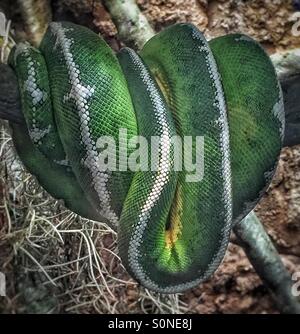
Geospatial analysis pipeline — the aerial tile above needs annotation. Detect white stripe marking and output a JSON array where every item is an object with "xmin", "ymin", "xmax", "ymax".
[
  {"xmin": 15, "ymin": 43, "xmax": 49, "ymax": 146},
  {"xmin": 50, "ymin": 23, "xmax": 118, "ymax": 225},
  {"xmin": 125, "ymin": 49, "xmax": 174, "ymax": 291}
]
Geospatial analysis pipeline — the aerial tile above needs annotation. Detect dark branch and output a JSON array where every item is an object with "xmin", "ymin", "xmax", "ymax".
[
  {"xmin": 281, "ymin": 74, "xmax": 300, "ymax": 147},
  {"xmin": 234, "ymin": 212, "xmax": 300, "ymax": 314},
  {"xmin": 0, "ymin": 64, "xmax": 24, "ymax": 124}
]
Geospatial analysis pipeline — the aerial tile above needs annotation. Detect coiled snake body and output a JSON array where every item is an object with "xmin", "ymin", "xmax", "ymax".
[{"xmin": 9, "ymin": 22, "xmax": 284, "ymax": 293}]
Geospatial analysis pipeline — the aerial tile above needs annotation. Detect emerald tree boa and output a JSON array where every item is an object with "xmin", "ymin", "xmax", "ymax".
[{"xmin": 8, "ymin": 22, "xmax": 284, "ymax": 293}]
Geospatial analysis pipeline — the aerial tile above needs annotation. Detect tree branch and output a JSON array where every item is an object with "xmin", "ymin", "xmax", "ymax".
[
  {"xmin": 281, "ymin": 73, "xmax": 300, "ymax": 147},
  {"xmin": 17, "ymin": 0, "xmax": 52, "ymax": 46},
  {"xmin": 234, "ymin": 212, "xmax": 300, "ymax": 314},
  {"xmin": 271, "ymin": 48, "xmax": 300, "ymax": 81},
  {"xmin": 271, "ymin": 49, "xmax": 300, "ymax": 146},
  {"xmin": 0, "ymin": 64, "xmax": 24, "ymax": 124},
  {"xmin": 102, "ymin": 0, "xmax": 155, "ymax": 50}
]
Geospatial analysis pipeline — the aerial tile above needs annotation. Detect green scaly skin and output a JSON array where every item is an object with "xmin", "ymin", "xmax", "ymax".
[
  {"xmin": 9, "ymin": 42, "xmax": 100, "ymax": 220},
  {"xmin": 209, "ymin": 34, "xmax": 284, "ymax": 222},
  {"xmin": 8, "ymin": 22, "xmax": 284, "ymax": 293}
]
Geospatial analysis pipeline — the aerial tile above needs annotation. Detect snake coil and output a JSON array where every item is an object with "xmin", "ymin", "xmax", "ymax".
[{"xmin": 9, "ymin": 22, "xmax": 284, "ymax": 293}]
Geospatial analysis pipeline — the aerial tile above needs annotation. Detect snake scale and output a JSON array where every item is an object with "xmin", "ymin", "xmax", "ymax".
[{"xmin": 8, "ymin": 22, "xmax": 284, "ymax": 293}]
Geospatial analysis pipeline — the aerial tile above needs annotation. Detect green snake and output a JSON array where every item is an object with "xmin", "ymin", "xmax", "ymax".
[{"xmin": 8, "ymin": 22, "xmax": 284, "ymax": 293}]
